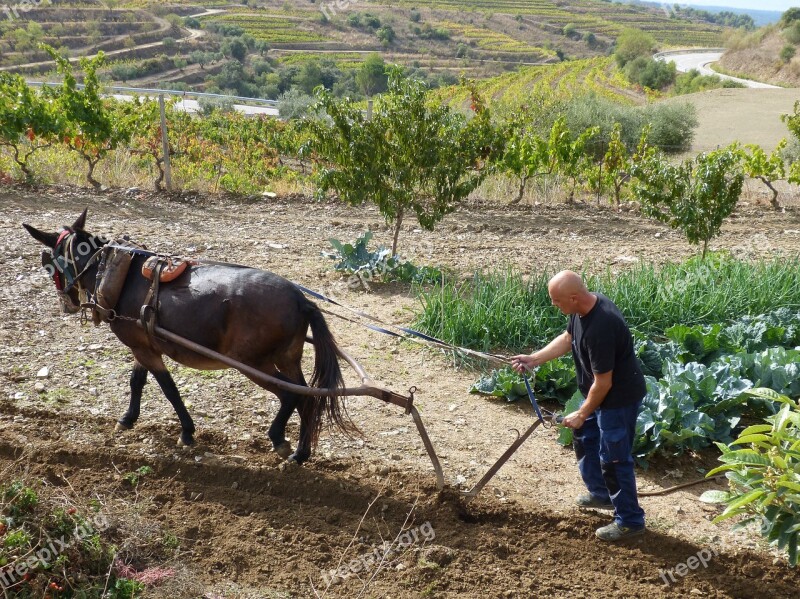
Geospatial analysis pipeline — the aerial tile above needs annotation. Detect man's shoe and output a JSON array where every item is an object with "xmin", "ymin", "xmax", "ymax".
[
  {"xmin": 595, "ymin": 522, "xmax": 645, "ymax": 541},
  {"xmin": 576, "ymin": 494, "xmax": 614, "ymax": 509}
]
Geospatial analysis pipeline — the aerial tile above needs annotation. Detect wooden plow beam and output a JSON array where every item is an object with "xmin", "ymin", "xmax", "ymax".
[
  {"xmin": 148, "ymin": 324, "xmax": 445, "ymax": 491},
  {"xmin": 458, "ymin": 415, "xmax": 561, "ymax": 501}
]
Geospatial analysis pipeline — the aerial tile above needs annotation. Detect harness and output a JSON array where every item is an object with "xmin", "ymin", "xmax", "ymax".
[{"xmin": 49, "ymin": 234, "xmax": 174, "ymax": 348}]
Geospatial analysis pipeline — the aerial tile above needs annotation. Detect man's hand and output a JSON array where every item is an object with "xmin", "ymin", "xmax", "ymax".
[
  {"xmin": 511, "ymin": 332, "xmax": 572, "ymax": 374},
  {"xmin": 562, "ymin": 410, "xmax": 588, "ymax": 429},
  {"xmin": 510, "ymin": 354, "xmax": 539, "ymax": 374}
]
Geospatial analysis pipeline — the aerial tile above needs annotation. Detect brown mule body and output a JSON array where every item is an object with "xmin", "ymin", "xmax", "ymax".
[{"xmin": 24, "ymin": 210, "xmax": 353, "ymax": 463}]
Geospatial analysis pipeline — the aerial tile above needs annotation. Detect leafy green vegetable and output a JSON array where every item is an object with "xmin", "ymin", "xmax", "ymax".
[
  {"xmin": 324, "ymin": 231, "xmax": 443, "ymax": 284},
  {"xmin": 469, "ymin": 357, "xmax": 577, "ymax": 404},
  {"xmin": 557, "ymin": 392, "xmax": 584, "ymax": 446},
  {"xmin": 469, "ymin": 368, "xmax": 529, "ymax": 402},
  {"xmin": 700, "ymin": 390, "xmax": 800, "ymax": 566}
]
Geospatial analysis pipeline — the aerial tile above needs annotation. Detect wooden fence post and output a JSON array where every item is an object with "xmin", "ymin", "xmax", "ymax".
[{"xmin": 159, "ymin": 94, "xmax": 172, "ymax": 192}]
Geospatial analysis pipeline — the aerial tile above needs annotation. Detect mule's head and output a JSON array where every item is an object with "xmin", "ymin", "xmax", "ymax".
[{"xmin": 23, "ymin": 209, "xmax": 108, "ymax": 314}]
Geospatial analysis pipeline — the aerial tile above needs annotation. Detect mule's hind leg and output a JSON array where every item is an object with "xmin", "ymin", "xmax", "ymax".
[
  {"xmin": 152, "ymin": 370, "xmax": 196, "ymax": 446},
  {"xmin": 268, "ymin": 390, "xmax": 298, "ymax": 459},
  {"xmin": 133, "ymin": 350, "xmax": 196, "ymax": 447},
  {"xmin": 291, "ymin": 393, "xmax": 316, "ymax": 465},
  {"xmin": 274, "ymin": 359, "xmax": 315, "ymax": 465},
  {"xmin": 116, "ymin": 361, "xmax": 147, "ymax": 432}
]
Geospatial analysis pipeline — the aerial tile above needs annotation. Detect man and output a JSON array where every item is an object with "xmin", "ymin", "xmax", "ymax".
[{"xmin": 511, "ymin": 270, "xmax": 646, "ymax": 541}]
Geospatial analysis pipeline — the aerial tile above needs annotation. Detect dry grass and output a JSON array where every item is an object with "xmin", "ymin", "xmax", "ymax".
[
  {"xmin": 720, "ymin": 28, "xmax": 800, "ymax": 87},
  {"xmin": 662, "ymin": 87, "xmax": 799, "ymax": 154}
]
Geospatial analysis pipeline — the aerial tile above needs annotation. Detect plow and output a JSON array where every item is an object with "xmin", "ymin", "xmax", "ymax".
[{"xmin": 144, "ymin": 306, "xmax": 560, "ymax": 501}]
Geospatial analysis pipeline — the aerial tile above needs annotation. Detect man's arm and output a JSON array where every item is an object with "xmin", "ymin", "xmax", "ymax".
[
  {"xmin": 563, "ymin": 370, "xmax": 613, "ymax": 429},
  {"xmin": 511, "ymin": 331, "xmax": 572, "ymax": 373}
]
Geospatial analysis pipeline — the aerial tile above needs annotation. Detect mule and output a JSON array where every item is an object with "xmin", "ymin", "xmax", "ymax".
[{"xmin": 23, "ymin": 209, "xmax": 355, "ymax": 464}]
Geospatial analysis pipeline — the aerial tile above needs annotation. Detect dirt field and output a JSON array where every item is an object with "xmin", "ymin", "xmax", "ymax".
[{"xmin": 3, "ymin": 185, "xmax": 800, "ymax": 598}]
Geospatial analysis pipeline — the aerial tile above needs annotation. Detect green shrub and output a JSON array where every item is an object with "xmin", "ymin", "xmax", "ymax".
[
  {"xmin": 623, "ymin": 56, "xmax": 676, "ymax": 90},
  {"xmin": 780, "ymin": 44, "xmax": 796, "ymax": 63},
  {"xmin": 673, "ymin": 69, "xmax": 745, "ymax": 95},
  {"xmin": 644, "ymin": 102, "xmax": 697, "ymax": 153},
  {"xmin": 614, "ymin": 28, "xmax": 656, "ymax": 67},
  {"xmin": 784, "ymin": 21, "xmax": 800, "ymax": 44},
  {"xmin": 780, "ymin": 7, "xmax": 800, "ymax": 28},
  {"xmin": 561, "ymin": 94, "xmax": 696, "ymax": 154}
]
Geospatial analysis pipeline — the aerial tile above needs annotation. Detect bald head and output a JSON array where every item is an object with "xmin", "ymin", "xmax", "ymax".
[{"xmin": 548, "ymin": 270, "xmax": 595, "ymax": 316}]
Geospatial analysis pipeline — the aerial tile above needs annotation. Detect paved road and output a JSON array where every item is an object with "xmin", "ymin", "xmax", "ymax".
[
  {"xmin": 112, "ymin": 94, "xmax": 279, "ymax": 116},
  {"xmin": 657, "ymin": 51, "xmax": 780, "ymax": 89}
]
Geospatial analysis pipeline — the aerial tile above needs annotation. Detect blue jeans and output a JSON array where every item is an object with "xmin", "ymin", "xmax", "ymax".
[{"xmin": 573, "ymin": 401, "xmax": 645, "ymax": 529}]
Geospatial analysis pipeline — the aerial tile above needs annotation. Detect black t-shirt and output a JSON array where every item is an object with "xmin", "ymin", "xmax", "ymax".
[{"xmin": 567, "ymin": 293, "xmax": 646, "ymax": 409}]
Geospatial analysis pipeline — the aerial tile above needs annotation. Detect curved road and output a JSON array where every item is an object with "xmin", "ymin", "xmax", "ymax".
[{"xmin": 656, "ymin": 50, "xmax": 780, "ymax": 89}]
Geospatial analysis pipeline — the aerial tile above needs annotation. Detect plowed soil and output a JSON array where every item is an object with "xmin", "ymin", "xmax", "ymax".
[{"xmin": 2, "ymin": 185, "xmax": 800, "ymax": 598}]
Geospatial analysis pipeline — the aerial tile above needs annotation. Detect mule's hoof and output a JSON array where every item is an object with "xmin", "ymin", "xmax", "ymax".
[
  {"xmin": 177, "ymin": 434, "xmax": 195, "ymax": 447},
  {"xmin": 274, "ymin": 441, "xmax": 292, "ymax": 459},
  {"xmin": 288, "ymin": 452, "xmax": 308, "ymax": 465},
  {"xmin": 115, "ymin": 422, "xmax": 132, "ymax": 432}
]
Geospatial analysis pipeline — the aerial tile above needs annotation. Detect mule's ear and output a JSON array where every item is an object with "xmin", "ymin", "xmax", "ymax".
[
  {"xmin": 72, "ymin": 208, "xmax": 88, "ymax": 231},
  {"xmin": 23, "ymin": 223, "xmax": 59, "ymax": 248}
]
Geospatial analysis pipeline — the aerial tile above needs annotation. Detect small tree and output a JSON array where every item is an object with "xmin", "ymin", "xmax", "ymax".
[
  {"xmin": 127, "ymin": 98, "xmax": 190, "ymax": 191},
  {"xmin": 550, "ymin": 118, "xmax": 598, "ymax": 203},
  {"xmin": 46, "ymin": 46, "xmax": 138, "ymax": 189},
  {"xmin": 500, "ymin": 113, "xmax": 555, "ymax": 204},
  {"xmin": 355, "ymin": 53, "xmax": 388, "ymax": 97},
  {"xmin": 587, "ymin": 123, "xmax": 647, "ymax": 208},
  {"xmin": 614, "ymin": 28, "xmax": 657, "ymax": 67},
  {"xmin": 377, "ymin": 25, "xmax": 396, "ymax": 46},
  {"xmin": 782, "ymin": 100, "xmax": 800, "ymax": 186},
  {"xmin": 307, "ymin": 70, "xmax": 501, "ymax": 255},
  {"xmin": 631, "ymin": 146, "xmax": 744, "ymax": 258},
  {"xmin": 0, "ymin": 73, "xmax": 64, "ymax": 182},
  {"xmin": 740, "ymin": 140, "xmax": 787, "ymax": 210}
]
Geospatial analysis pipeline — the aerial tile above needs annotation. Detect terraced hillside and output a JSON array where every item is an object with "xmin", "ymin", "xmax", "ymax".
[
  {"xmin": 439, "ymin": 56, "xmax": 643, "ymax": 109},
  {"xmin": 372, "ymin": 0, "xmax": 725, "ymax": 46},
  {"xmin": 1, "ymin": 0, "xmax": 729, "ymax": 101},
  {"xmin": 0, "ymin": 0, "xmax": 173, "ymax": 68}
]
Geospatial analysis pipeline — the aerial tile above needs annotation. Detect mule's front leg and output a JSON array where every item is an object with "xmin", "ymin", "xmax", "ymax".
[
  {"xmin": 152, "ymin": 370, "xmax": 196, "ymax": 446},
  {"xmin": 116, "ymin": 362, "xmax": 147, "ymax": 432}
]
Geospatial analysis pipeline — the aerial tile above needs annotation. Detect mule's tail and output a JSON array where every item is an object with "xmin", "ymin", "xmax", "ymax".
[{"xmin": 303, "ymin": 300, "xmax": 359, "ymax": 447}]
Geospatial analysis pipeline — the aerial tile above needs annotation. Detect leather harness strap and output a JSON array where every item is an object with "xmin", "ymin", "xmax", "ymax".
[{"xmin": 140, "ymin": 259, "xmax": 165, "ymax": 348}]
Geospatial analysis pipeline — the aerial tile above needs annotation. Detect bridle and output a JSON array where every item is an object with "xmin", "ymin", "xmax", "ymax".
[{"xmin": 47, "ymin": 228, "xmax": 105, "ymax": 308}]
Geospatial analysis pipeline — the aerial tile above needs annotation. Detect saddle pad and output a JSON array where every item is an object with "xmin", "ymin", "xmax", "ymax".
[
  {"xmin": 141, "ymin": 256, "xmax": 190, "ymax": 282},
  {"xmin": 96, "ymin": 246, "xmax": 133, "ymax": 311}
]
